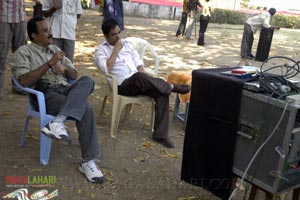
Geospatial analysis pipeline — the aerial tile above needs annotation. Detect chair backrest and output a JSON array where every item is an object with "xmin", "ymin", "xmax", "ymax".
[
  {"xmin": 12, "ymin": 76, "xmax": 48, "ymax": 121},
  {"xmin": 125, "ymin": 37, "xmax": 159, "ymax": 77}
]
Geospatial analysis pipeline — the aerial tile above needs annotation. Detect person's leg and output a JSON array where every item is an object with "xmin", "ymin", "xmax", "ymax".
[
  {"xmin": 59, "ymin": 76, "xmax": 95, "ymax": 120},
  {"xmin": 118, "ymin": 73, "xmax": 176, "ymax": 147},
  {"xmin": 42, "ymin": 76, "xmax": 95, "ymax": 143},
  {"xmin": 241, "ymin": 23, "xmax": 253, "ymax": 58},
  {"xmin": 0, "ymin": 22, "xmax": 13, "ymax": 98},
  {"xmin": 76, "ymin": 103, "xmax": 99, "ymax": 161},
  {"xmin": 198, "ymin": 15, "xmax": 209, "ymax": 45},
  {"xmin": 185, "ymin": 16, "xmax": 195, "ymax": 39},
  {"xmin": 10, "ymin": 21, "xmax": 28, "ymax": 93},
  {"xmin": 53, "ymin": 38, "xmax": 64, "ymax": 52},
  {"xmin": 176, "ymin": 12, "xmax": 188, "ymax": 37},
  {"xmin": 39, "ymin": 79, "xmax": 103, "ymax": 183},
  {"xmin": 62, "ymin": 39, "xmax": 75, "ymax": 63},
  {"xmin": 197, "ymin": 15, "xmax": 205, "ymax": 45},
  {"xmin": 118, "ymin": 72, "xmax": 172, "ymax": 98},
  {"xmin": 152, "ymin": 95, "xmax": 169, "ymax": 139},
  {"xmin": 11, "ymin": 21, "xmax": 27, "ymax": 53}
]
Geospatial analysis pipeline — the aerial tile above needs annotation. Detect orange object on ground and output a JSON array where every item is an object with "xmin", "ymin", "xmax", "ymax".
[{"xmin": 167, "ymin": 71, "xmax": 192, "ymax": 103}]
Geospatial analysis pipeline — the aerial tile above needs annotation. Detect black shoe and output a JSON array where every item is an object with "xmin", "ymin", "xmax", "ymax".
[
  {"xmin": 241, "ymin": 56, "xmax": 254, "ymax": 60},
  {"xmin": 172, "ymin": 84, "xmax": 190, "ymax": 94},
  {"xmin": 152, "ymin": 136, "xmax": 175, "ymax": 148},
  {"xmin": 249, "ymin": 54, "xmax": 255, "ymax": 58}
]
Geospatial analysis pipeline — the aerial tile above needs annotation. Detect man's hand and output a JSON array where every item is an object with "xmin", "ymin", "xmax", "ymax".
[
  {"xmin": 48, "ymin": 50, "xmax": 65, "ymax": 67},
  {"xmin": 114, "ymin": 39, "xmax": 123, "ymax": 52},
  {"xmin": 271, "ymin": 26, "xmax": 280, "ymax": 30},
  {"xmin": 53, "ymin": 0, "xmax": 62, "ymax": 10},
  {"xmin": 51, "ymin": 63, "xmax": 67, "ymax": 74}
]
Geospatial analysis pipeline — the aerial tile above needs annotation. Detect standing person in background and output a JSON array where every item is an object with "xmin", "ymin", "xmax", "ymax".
[
  {"xmin": 240, "ymin": 8, "xmax": 279, "ymax": 59},
  {"xmin": 185, "ymin": 0, "xmax": 201, "ymax": 40},
  {"xmin": 104, "ymin": 0, "xmax": 124, "ymax": 31},
  {"xmin": 43, "ymin": 0, "xmax": 82, "ymax": 63},
  {"xmin": 197, "ymin": 0, "xmax": 213, "ymax": 46},
  {"xmin": 176, "ymin": 0, "xmax": 189, "ymax": 38},
  {"xmin": 0, "ymin": 0, "xmax": 27, "ymax": 100}
]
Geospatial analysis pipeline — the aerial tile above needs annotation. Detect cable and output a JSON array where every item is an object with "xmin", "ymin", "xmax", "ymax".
[
  {"xmin": 257, "ymin": 56, "xmax": 300, "ymax": 98},
  {"xmin": 228, "ymin": 101, "xmax": 289, "ymax": 200}
]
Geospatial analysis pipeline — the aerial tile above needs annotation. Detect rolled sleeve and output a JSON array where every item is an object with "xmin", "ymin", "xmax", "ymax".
[
  {"xmin": 9, "ymin": 46, "xmax": 32, "ymax": 79},
  {"xmin": 94, "ymin": 45, "xmax": 109, "ymax": 73}
]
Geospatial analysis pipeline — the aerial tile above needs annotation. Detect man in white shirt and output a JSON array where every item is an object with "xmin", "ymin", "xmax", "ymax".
[
  {"xmin": 94, "ymin": 18, "xmax": 190, "ymax": 148},
  {"xmin": 43, "ymin": 0, "xmax": 82, "ymax": 62},
  {"xmin": 240, "ymin": 8, "xmax": 280, "ymax": 59}
]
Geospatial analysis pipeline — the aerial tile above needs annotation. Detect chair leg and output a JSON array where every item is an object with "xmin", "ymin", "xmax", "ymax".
[
  {"xmin": 110, "ymin": 99, "xmax": 122, "ymax": 138},
  {"xmin": 124, "ymin": 104, "xmax": 132, "ymax": 121},
  {"xmin": 20, "ymin": 116, "xmax": 31, "ymax": 147},
  {"xmin": 151, "ymin": 101, "xmax": 155, "ymax": 132},
  {"xmin": 173, "ymin": 94, "xmax": 180, "ymax": 122},
  {"xmin": 100, "ymin": 95, "xmax": 107, "ymax": 116},
  {"xmin": 40, "ymin": 132, "xmax": 52, "ymax": 165}
]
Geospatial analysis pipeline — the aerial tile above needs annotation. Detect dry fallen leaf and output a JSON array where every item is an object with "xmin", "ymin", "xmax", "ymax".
[
  {"xmin": 160, "ymin": 149, "xmax": 178, "ymax": 158},
  {"xmin": 29, "ymin": 168, "xmax": 42, "ymax": 172},
  {"xmin": 141, "ymin": 139, "xmax": 155, "ymax": 149}
]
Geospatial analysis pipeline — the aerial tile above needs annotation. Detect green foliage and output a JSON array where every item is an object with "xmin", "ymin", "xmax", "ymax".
[
  {"xmin": 81, "ymin": 0, "xmax": 88, "ymax": 9},
  {"xmin": 209, "ymin": 8, "xmax": 300, "ymax": 29},
  {"xmin": 210, "ymin": 9, "xmax": 248, "ymax": 25},
  {"xmin": 272, "ymin": 14, "xmax": 300, "ymax": 29}
]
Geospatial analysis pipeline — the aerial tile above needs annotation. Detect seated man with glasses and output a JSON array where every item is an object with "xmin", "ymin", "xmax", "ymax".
[{"xmin": 9, "ymin": 17, "xmax": 105, "ymax": 184}]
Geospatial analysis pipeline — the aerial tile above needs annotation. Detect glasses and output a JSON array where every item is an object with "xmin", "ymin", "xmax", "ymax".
[{"xmin": 38, "ymin": 27, "xmax": 51, "ymax": 33}]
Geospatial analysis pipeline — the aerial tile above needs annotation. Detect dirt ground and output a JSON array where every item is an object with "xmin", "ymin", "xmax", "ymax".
[{"xmin": 1, "ymin": 2, "xmax": 300, "ymax": 200}]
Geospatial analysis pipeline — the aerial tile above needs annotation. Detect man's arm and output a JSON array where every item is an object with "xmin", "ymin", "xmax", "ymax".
[
  {"xmin": 19, "ymin": 63, "xmax": 51, "ymax": 87},
  {"xmin": 19, "ymin": 51, "xmax": 77, "ymax": 86},
  {"xmin": 43, "ymin": 0, "xmax": 62, "ymax": 18},
  {"xmin": 106, "ymin": 40, "xmax": 123, "ymax": 72}
]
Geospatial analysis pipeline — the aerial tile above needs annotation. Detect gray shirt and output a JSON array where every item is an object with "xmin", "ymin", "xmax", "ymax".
[
  {"xmin": 10, "ymin": 42, "xmax": 76, "ymax": 87},
  {"xmin": 246, "ymin": 11, "xmax": 271, "ymax": 33}
]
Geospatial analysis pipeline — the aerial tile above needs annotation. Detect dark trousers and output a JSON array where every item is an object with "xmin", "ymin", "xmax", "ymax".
[
  {"xmin": 53, "ymin": 38, "xmax": 75, "ymax": 63},
  {"xmin": 118, "ymin": 72, "xmax": 172, "ymax": 139},
  {"xmin": 240, "ymin": 23, "xmax": 254, "ymax": 57},
  {"xmin": 197, "ymin": 15, "xmax": 210, "ymax": 45},
  {"xmin": 33, "ymin": 76, "xmax": 99, "ymax": 161},
  {"xmin": 176, "ymin": 12, "xmax": 188, "ymax": 37}
]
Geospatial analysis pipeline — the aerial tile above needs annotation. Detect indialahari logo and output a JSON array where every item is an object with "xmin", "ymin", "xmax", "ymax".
[
  {"xmin": 2, "ymin": 176, "xmax": 58, "ymax": 199},
  {"xmin": 6, "ymin": 176, "xmax": 56, "ymax": 187},
  {"xmin": 2, "ymin": 188, "xmax": 58, "ymax": 200}
]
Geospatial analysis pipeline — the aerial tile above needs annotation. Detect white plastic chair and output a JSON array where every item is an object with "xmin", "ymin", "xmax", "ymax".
[
  {"xmin": 125, "ymin": 37, "xmax": 159, "ymax": 77},
  {"xmin": 100, "ymin": 37, "xmax": 159, "ymax": 138},
  {"xmin": 12, "ymin": 76, "xmax": 54, "ymax": 165},
  {"xmin": 100, "ymin": 72, "xmax": 155, "ymax": 138}
]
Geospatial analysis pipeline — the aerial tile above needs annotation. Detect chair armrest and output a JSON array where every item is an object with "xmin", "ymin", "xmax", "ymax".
[
  {"xmin": 12, "ymin": 76, "xmax": 47, "ymax": 117},
  {"xmin": 104, "ymin": 72, "xmax": 119, "ymax": 97},
  {"xmin": 144, "ymin": 43, "xmax": 159, "ymax": 77}
]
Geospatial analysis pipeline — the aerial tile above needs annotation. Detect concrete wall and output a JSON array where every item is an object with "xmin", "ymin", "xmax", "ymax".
[{"xmin": 123, "ymin": 1, "xmax": 183, "ymax": 20}]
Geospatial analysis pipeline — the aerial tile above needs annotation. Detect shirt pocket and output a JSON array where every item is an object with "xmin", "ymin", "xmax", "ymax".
[{"xmin": 64, "ymin": 0, "xmax": 77, "ymax": 14}]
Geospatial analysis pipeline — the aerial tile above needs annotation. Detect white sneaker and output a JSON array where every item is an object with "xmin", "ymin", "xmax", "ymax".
[
  {"xmin": 41, "ymin": 121, "xmax": 72, "ymax": 145},
  {"xmin": 79, "ymin": 160, "xmax": 105, "ymax": 184}
]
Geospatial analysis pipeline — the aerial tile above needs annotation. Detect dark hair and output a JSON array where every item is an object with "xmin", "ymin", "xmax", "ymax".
[
  {"xmin": 268, "ymin": 8, "xmax": 276, "ymax": 16},
  {"xmin": 27, "ymin": 17, "xmax": 45, "ymax": 41},
  {"xmin": 102, "ymin": 18, "xmax": 119, "ymax": 35}
]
